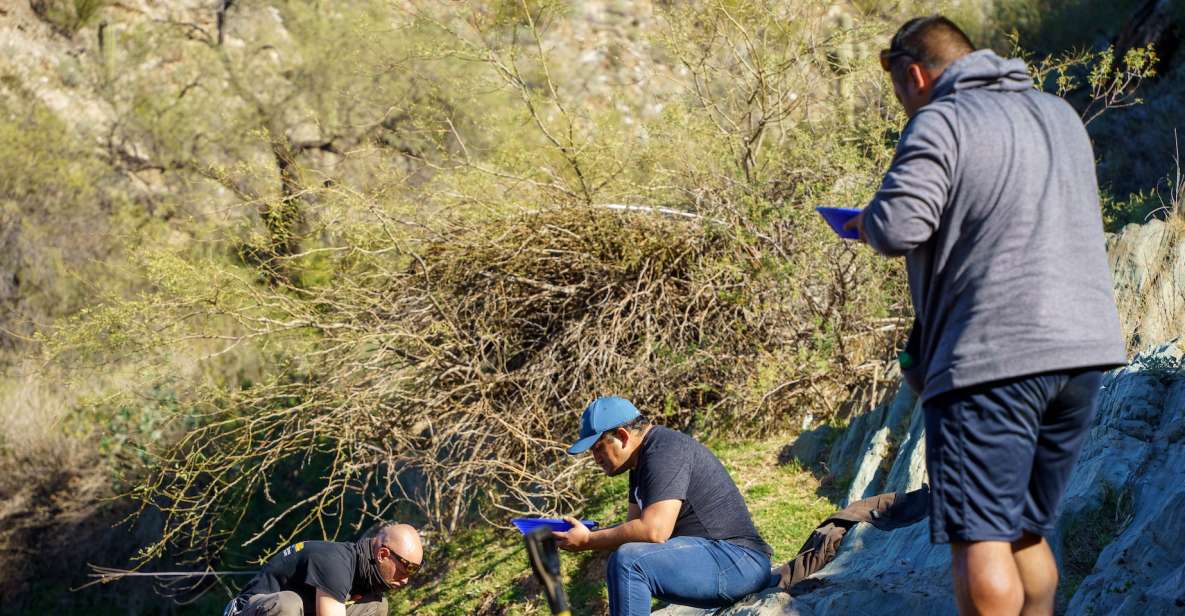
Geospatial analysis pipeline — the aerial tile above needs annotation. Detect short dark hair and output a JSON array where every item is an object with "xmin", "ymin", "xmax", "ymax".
[
  {"xmin": 889, "ymin": 15, "xmax": 974, "ymax": 73},
  {"xmin": 621, "ymin": 415, "xmax": 651, "ymax": 433},
  {"xmin": 600, "ymin": 415, "xmax": 652, "ymax": 445}
]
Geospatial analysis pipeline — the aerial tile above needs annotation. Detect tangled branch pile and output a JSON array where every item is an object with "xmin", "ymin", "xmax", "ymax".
[{"xmin": 128, "ymin": 201, "xmax": 903, "ymax": 562}]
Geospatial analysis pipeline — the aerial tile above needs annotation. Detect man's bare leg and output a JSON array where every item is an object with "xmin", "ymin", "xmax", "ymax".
[
  {"xmin": 951, "ymin": 541, "xmax": 1024, "ymax": 615},
  {"xmin": 1011, "ymin": 533, "xmax": 1057, "ymax": 616}
]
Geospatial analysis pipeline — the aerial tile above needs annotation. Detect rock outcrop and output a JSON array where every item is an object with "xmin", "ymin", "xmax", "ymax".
[{"xmin": 656, "ymin": 222, "xmax": 1185, "ymax": 615}]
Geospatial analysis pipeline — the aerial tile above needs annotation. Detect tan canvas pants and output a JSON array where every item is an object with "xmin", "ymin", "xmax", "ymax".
[{"xmin": 240, "ymin": 591, "xmax": 388, "ymax": 616}]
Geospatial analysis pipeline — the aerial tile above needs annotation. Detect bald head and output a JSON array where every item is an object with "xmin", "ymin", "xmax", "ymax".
[
  {"xmin": 370, "ymin": 523, "xmax": 423, "ymax": 589},
  {"xmin": 374, "ymin": 523, "xmax": 423, "ymax": 563},
  {"xmin": 889, "ymin": 15, "xmax": 974, "ymax": 75}
]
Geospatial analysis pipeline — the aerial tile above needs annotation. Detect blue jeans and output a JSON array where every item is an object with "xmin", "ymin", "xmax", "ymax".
[{"xmin": 606, "ymin": 536, "xmax": 771, "ymax": 615}]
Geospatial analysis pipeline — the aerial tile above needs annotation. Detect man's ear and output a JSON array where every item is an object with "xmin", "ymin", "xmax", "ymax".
[
  {"xmin": 613, "ymin": 426, "xmax": 631, "ymax": 446},
  {"xmin": 906, "ymin": 63, "xmax": 931, "ymax": 93}
]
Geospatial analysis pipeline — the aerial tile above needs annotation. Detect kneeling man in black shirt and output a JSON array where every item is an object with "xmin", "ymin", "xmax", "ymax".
[
  {"xmin": 555, "ymin": 396, "xmax": 772, "ymax": 615},
  {"xmin": 224, "ymin": 522, "xmax": 422, "ymax": 616}
]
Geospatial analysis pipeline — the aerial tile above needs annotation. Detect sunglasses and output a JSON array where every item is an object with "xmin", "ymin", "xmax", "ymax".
[
  {"xmin": 879, "ymin": 48, "xmax": 913, "ymax": 72},
  {"xmin": 381, "ymin": 544, "xmax": 422, "ymax": 576}
]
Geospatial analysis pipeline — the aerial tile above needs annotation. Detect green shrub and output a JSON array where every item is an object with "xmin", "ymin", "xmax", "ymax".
[{"xmin": 30, "ymin": 0, "xmax": 108, "ymax": 37}]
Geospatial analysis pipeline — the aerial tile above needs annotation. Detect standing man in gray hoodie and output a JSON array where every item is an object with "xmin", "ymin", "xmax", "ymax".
[{"xmin": 846, "ymin": 16, "xmax": 1126, "ymax": 616}]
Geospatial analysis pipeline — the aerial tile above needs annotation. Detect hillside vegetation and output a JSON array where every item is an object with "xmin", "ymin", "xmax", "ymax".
[{"xmin": 0, "ymin": 0, "xmax": 1179, "ymax": 614}]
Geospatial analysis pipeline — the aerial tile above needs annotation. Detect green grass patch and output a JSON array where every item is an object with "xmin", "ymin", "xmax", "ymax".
[
  {"xmin": 709, "ymin": 438, "xmax": 837, "ymax": 560},
  {"xmin": 1055, "ymin": 482, "xmax": 1134, "ymax": 610},
  {"xmin": 389, "ymin": 433, "xmax": 837, "ymax": 615},
  {"xmin": 387, "ymin": 471, "xmax": 628, "ymax": 616}
]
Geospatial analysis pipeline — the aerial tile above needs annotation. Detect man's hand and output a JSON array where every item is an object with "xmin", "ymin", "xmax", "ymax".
[
  {"xmin": 552, "ymin": 500, "xmax": 680, "ymax": 552},
  {"xmin": 553, "ymin": 516, "xmax": 591, "ymax": 552},
  {"xmin": 843, "ymin": 211, "xmax": 867, "ymax": 243}
]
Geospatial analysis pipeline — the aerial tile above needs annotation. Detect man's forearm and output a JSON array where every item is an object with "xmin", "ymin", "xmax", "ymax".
[
  {"xmin": 582, "ymin": 518, "xmax": 665, "ymax": 551},
  {"xmin": 315, "ymin": 590, "xmax": 347, "ymax": 616}
]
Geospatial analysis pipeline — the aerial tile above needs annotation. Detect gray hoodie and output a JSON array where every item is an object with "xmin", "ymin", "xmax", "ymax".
[{"xmin": 863, "ymin": 49, "xmax": 1126, "ymax": 402}]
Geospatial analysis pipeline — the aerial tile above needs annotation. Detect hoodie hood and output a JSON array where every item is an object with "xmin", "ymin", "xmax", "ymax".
[{"xmin": 931, "ymin": 49, "xmax": 1033, "ymax": 100}]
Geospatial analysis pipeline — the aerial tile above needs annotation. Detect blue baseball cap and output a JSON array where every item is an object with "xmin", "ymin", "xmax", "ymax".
[{"xmin": 566, "ymin": 396, "xmax": 641, "ymax": 455}]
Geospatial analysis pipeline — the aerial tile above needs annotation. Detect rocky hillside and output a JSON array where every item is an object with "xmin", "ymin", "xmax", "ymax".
[{"xmin": 656, "ymin": 217, "xmax": 1185, "ymax": 615}]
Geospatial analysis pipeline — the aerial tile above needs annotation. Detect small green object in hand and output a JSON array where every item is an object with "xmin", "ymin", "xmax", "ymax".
[{"xmin": 898, "ymin": 351, "xmax": 915, "ymax": 369}]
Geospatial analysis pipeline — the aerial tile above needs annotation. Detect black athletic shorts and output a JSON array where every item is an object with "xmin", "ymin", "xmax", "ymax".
[{"xmin": 922, "ymin": 368, "xmax": 1103, "ymax": 544}]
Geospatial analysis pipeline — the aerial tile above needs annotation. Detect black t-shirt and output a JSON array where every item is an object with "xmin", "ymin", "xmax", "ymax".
[
  {"xmin": 628, "ymin": 426, "xmax": 772, "ymax": 555},
  {"xmin": 238, "ymin": 540, "xmax": 373, "ymax": 614}
]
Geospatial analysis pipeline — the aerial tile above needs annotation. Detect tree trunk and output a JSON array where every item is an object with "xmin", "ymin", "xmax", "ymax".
[
  {"xmin": 266, "ymin": 136, "xmax": 305, "ymax": 260},
  {"xmin": 1115, "ymin": 0, "xmax": 1181, "ymax": 73}
]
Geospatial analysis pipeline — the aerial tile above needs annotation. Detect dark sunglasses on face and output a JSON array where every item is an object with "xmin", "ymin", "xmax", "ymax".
[
  {"xmin": 381, "ymin": 544, "xmax": 422, "ymax": 576},
  {"xmin": 880, "ymin": 48, "xmax": 913, "ymax": 72}
]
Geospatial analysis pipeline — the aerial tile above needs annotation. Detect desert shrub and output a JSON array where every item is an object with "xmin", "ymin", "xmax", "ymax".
[
  {"xmin": 30, "ymin": 0, "xmax": 108, "ymax": 37},
  {"xmin": 90, "ymin": 0, "xmax": 479, "ymax": 280},
  {"xmin": 0, "ymin": 80, "xmax": 133, "ymax": 353},
  {"xmin": 1023, "ymin": 42, "xmax": 1158, "ymax": 126}
]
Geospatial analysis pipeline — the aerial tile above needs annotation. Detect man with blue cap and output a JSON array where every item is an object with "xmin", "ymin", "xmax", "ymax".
[{"xmin": 554, "ymin": 396, "xmax": 772, "ymax": 615}]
